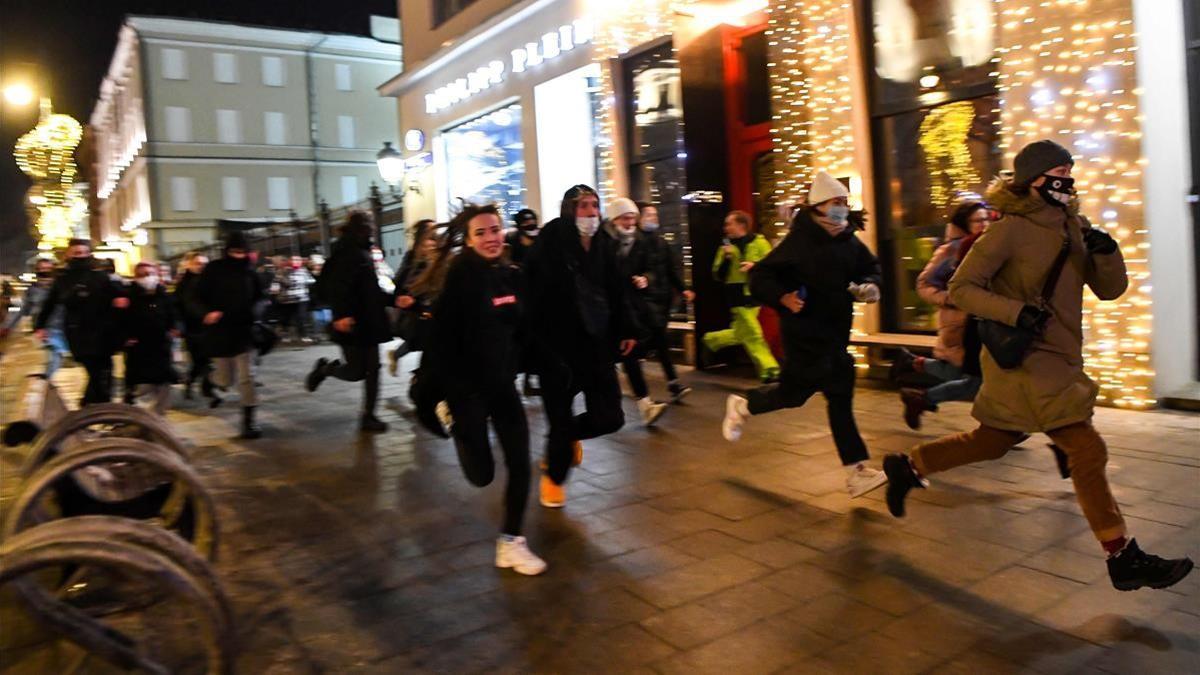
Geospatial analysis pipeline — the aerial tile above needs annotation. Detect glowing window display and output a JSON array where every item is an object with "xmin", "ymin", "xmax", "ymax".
[{"xmin": 441, "ymin": 103, "xmax": 526, "ymax": 219}]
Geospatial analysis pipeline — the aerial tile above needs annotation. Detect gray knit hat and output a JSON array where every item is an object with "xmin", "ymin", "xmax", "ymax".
[{"xmin": 1012, "ymin": 140, "xmax": 1074, "ymax": 187}]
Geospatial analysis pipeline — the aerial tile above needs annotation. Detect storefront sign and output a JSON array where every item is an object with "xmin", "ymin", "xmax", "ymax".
[
  {"xmin": 424, "ymin": 17, "xmax": 594, "ymax": 114},
  {"xmin": 404, "ymin": 152, "xmax": 433, "ymax": 171},
  {"xmin": 404, "ymin": 129, "xmax": 425, "ymax": 151}
]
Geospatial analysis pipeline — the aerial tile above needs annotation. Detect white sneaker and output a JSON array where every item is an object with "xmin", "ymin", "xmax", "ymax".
[
  {"xmin": 722, "ymin": 395, "xmax": 749, "ymax": 442},
  {"xmin": 495, "ymin": 536, "xmax": 547, "ymax": 576},
  {"xmin": 435, "ymin": 401, "xmax": 454, "ymax": 431},
  {"xmin": 637, "ymin": 397, "xmax": 667, "ymax": 426},
  {"xmin": 846, "ymin": 464, "xmax": 888, "ymax": 498}
]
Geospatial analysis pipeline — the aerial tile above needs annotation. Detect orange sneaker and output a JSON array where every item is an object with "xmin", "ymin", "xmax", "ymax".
[
  {"xmin": 540, "ymin": 474, "xmax": 565, "ymax": 508},
  {"xmin": 572, "ymin": 440, "xmax": 583, "ymax": 466}
]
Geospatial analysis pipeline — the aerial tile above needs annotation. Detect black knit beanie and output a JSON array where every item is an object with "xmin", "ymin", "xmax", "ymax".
[{"xmin": 1012, "ymin": 140, "xmax": 1074, "ymax": 187}]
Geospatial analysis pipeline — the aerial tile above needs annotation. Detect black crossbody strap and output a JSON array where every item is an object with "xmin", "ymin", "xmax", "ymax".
[{"xmin": 1036, "ymin": 224, "xmax": 1072, "ymax": 307}]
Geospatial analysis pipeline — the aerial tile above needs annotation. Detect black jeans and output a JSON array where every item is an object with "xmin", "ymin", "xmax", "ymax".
[
  {"xmin": 183, "ymin": 334, "xmax": 211, "ymax": 385},
  {"xmin": 745, "ymin": 347, "xmax": 868, "ymax": 466},
  {"xmin": 79, "ymin": 354, "xmax": 114, "ymax": 406},
  {"xmin": 325, "ymin": 343, "xmax": 380, "ymax": 415},
  {"xmin": 620, "ymin": 325, "xmax": 678, "ymax": 399},
  {"xmin": 449, "ymin": 385, "xmax": 530, "ymax": 535},
  {"xmin": 539, "ymin": 356, "xmax": 624, "ymax": 484}
]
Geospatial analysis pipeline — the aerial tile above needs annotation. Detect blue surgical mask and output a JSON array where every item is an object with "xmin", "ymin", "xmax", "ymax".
[
  {"xmin": 826, "ymin": 204, "xmax": 849, "ymax": 225},
  {"xmin": 641, "ymin": 219, "xmax": 659, "ymax": 232}
]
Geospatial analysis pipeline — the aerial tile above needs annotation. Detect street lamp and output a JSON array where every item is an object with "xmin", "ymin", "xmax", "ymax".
[
  {"xmin": 4, "ymin": 82, "xmax": 35, "ymax": 107},
  {"xmin": 376, "ymin": 141, "xmax": 404, "ymax": 188}
]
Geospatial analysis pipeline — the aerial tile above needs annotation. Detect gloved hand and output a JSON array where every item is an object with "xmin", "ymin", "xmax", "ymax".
[
  {"xmin": 847, "ymin": 282, "xmax": 881, "ymax": 304},
  {"xmin": 1082, "ymin": 227, "xmax": 1118, "ymax": 255},
  {"xmin": 1016, "ymin": 305, "xmax": 1052, "ymax": 334}
]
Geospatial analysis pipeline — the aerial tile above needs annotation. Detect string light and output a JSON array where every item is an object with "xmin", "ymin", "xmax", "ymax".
[
  {"xmin": 995, "ymin": 0, "xmax": 1153, "ymax": 408},
  {"xmin": 14, "ymin": 100, "xmax": 87, "ymax": 250},
  {"xmin": 918, "ymin": 101, "xmax": 981, "ymax": 208}
]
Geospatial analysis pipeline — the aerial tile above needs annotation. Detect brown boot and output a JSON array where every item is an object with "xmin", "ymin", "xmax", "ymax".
[{"xmin": 900, "ymin": 388, "xmax": 933, "ymax": 430}]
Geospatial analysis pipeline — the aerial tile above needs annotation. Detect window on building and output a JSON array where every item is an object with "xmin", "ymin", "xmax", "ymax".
[
  {"xmin": 213, "ymin": 52, "xmax": 238, "ymax": 84},
  {"xmin": 337, "ymin": 115, "xmax": 356, "ymax": 148},
  {"xmin": 170, "ymin": 176, "xmax": 196, "ymax": 212},
  {"xmin": 264, "ymin": 111, "xmax": 287, "ymax": 145},
  {"xmin": 216, "ymin": 109, "xmax": 242, "ymax": 144},
  {"xmin": 432, "ymin": 0, "xmax": 479, "ymax": 27},
  {"xmin": 622, "ymin": 40, "xmax": 687, "ymax": 281},
  {"xmin": 221, "ymin": 176, "xmax": 246, "ymax": 211},
  {"xmin": 164, "ymin": 106, "xmax": 192, "ymax": 142},
  {"xmin": 334, "ymin": 63, "xmax": 353, "ymax": 91},
  {"xmin": 341, "ymin": 176, "xmax": 359, "ymax": 205},
  {"xmin": 261, "ymin": 56, "xmax": 286, "ymax": 87},
  {"xmin": 441, "ymin": 103, "xmax": 525, "ymax": 219},
  {"xmin": 267, "ymin": 177, "xmax": 292, "ymax": 210},
  {"xmin": 864, "ymin": 0, "xmax": 1002, "ymax": 333},
  {"xmin": 162, "ymin": 48, "xmax": 188, "ymax": 80}
]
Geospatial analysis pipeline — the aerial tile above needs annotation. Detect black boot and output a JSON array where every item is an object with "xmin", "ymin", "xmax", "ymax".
[
  {"xmin": 900, "ymin": 388, "xmax": 935, "ymax": 430},
  {"xmin": 1107, "ymin": 539, "xmax": 1194, "ymax": 591},
  {"xmin": 240, "ymin": 406, "xmax": 262, "ymax": 439},
  {"xmin": 890, "ymin": 348, "xmax": 917, "ymax": 382},
  {"xmin": 305, "ymin": 357, "xmax": 330, "ymax": 392},
  {"xmin": 1048, "ymin": 443, "xmax": 1072, "ymax": 479},
  {"xmin": 359, "ymin": 413, "xmax": 388, "ymax": 433},
  {"xmin": 883, "ymin": 453, "xmax": 926, "ymax": 517}
]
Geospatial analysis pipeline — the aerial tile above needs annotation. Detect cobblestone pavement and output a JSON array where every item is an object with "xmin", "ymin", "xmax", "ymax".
[{"xmin": 1, "ymin": 333, "xmax": 1198, "ymax": 673}]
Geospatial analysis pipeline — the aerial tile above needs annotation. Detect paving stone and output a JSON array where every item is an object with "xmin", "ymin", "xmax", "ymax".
[
  {"xmin": 625, "ymin": 553, "xmax": 770, "ymax": 609},
  {"xmin": 653, "ymin": 617, "xmax": 832, "ymax": 675}
]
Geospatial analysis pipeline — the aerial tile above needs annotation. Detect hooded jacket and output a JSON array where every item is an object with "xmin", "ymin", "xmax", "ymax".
[
  {"xmin": 322, "ymin": 237, "xmax": 393, "ymax": 346},
  {"xmin": 523, "ymin": 216, "xmax": 635, "ymax": 367},
  {"xmin": 948, "ymin": 179, "xmax": 1127, "ymax": 432},
  {"xmin": 749, "ymin": 208, "xmax": 881, "ymax": 348},
  {"xmin": 191, "ymin": 254, "xmax": 265, "ymax": 357},
  {"xmin": 36, "ymin": 258, "xmax": 124, "ymax": 358}
]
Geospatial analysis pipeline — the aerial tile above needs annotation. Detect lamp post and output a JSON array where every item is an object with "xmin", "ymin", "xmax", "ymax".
[{"xmin": 376, "ymin": 141, "xmax": 404, "ymax": 193}]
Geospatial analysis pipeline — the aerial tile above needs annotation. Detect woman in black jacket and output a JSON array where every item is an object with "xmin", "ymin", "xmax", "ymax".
[
  {"xmin": 428, "ymin": 204, "xmax": 545, "ymax": 576},
  {"xmin": 122, "ymin": 262, "xmax": 179, "ymax": 415},
  {"xmin": 722, "ymin": 171, "xmax": 888, "ymax": 498},
  {"xmin": 305, "ymin": 211, "xmax": 393, "ymax": 433},
  {"xmin": 173, "ymin": 252, "xmax": 214, "ymax": 400}
]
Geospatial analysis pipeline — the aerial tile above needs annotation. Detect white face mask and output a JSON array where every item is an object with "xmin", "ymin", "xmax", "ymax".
[
  {"xmin": 641, "ymin": 219, "xmax": 660, "ymax": 232},
  {"xmin": 136, "ymin": 276, "xmax": 159, "ymax": 291},
  {"xmin": 576, "ymin": 216, "xmax": 600, "ymax": 237}
]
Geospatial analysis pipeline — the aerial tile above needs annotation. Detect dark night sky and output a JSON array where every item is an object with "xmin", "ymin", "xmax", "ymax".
[{"xmin": 0, "ymin": 0, "xmax": 395, "ymax": 271}]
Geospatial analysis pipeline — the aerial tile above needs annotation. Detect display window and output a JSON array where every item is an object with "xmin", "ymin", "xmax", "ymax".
[{"xmin": 441, "ymin": 103, "xmax": 527, "ymax": 220}]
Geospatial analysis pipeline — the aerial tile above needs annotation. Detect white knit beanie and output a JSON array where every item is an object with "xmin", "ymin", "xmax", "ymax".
[
  {"xmin": 609, "ymin": 197, "xmax": 639, "ymax": 219},
  {"xmin": 808, "ymin": 171, "xmax": 850, "ymax": 205}
]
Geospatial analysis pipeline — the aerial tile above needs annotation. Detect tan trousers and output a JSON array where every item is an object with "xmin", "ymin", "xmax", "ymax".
[
  {"xmin": 211, "ymin": 350, "xmax": 258, "ymax": 407},
  {"xmin": 911, "ymin": 421, "xmax": 1126, "ymax": 542}
]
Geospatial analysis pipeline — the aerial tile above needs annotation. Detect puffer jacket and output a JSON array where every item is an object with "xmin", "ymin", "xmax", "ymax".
[
  {"xmin": 917, "ymin": 229, "xmax": 968, "ymax": 366},
  {"xmin": 276, "ymin": 266, "xmax": 313, "ymax": 304},
  {"xmin": 948, "ymin": 179, "xmax": 1127, "ymax": 432},
  {"xmin": 323, "ymin": 238, "xmax": 392, "ymax": 346}
]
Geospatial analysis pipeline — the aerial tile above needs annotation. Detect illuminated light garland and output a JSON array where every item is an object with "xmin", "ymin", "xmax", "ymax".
[
  {"xmin": 14, "ymin": 101, "xmax": 87, "ymax": 250},
  {"xmin": 917, "ymin": 101, "xmax": 982, "ymax": 208},
  {"xmin": 995, "ymin": 0, "xmax": 1153, "ymax": 408}
]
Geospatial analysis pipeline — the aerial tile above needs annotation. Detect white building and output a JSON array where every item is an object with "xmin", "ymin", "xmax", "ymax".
[{"xmin": 89, "ymin": 15, "xmax": 402, "ymax": 258}]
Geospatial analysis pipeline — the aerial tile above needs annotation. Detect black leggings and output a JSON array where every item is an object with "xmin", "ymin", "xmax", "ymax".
[
  {"xmin": 80, "ymin": 354, "xmax": 114, "ymax": 406},
  {"xmin": 539, "ymin": 358, "xmax": 624, "ymax": 484},
  {"xmin": 745, "ymin": 349, "xmax": 868, "ymax": 466},
  {"xmin": 620, "ymin": 325, "xmax": 677, "ymax": 398},
  {"xmin": 449, "ymin": 386, "xmax": 530, "ymax": 536},
  {"xmin": 183, "ymin": 334, "xmax": 210, "ymax": 385},
  {"xmin": 324, "ymin": 343, "xmax": 380, "ymax": 415}
]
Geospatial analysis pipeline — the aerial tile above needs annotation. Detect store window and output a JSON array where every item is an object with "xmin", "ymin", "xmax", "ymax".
[
  {"xmin": 433, "ymin": 0, "xmax": 479, "ymax": 28},
  {"xmin": 441, "ymin": 103, "xmax": 526, "ymax": 219},
  {"xmin": 865, "ymin": 0, "xmax": 1001, "ymax": 333},
  {"xmin": 535, "ymin": 63, "xmax": 603, "ymax": 220},
  {"xmin": 1186, "ymin": 0, "xmax": 1200, "ymax": 363},
  {"xmin": 623, "ymin": 40, "xmax": 688, "ymax": 311}
]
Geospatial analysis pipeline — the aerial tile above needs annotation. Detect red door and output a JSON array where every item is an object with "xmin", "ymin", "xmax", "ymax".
[{"xmin": 723, "ymin": 24, "xmax": 784, "ymax": 359}]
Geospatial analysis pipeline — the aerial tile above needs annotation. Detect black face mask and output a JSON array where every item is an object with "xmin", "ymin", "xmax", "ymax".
[
  {"xmin": 36, "ymin": 271, "xmax": 52, "ymax": 279},
  {"xmin": 68, "ymin": 256, "xmax": 92, "ymax": 270},
  {"xmin": 1036, "ymin": 174, "xmax": 1075, "ymax": 207},
  {"xmin": 519, "ymin": 220, "xmax": 538, "ymax": 233}
]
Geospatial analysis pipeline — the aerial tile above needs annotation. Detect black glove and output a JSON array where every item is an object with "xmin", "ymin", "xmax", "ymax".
[
  {"xmin": 1082, "ymin": 227, "xmax": 1118, "ymax": 255},
  {"xmin": 1016, "ymin": 305, "xmax": 1051, "ymax": 334}
]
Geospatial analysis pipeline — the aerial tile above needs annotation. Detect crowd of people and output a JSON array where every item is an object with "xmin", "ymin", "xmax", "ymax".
[{"xmin": 2, "ymin": 139, "xmax": 1192, "ymax": 591}]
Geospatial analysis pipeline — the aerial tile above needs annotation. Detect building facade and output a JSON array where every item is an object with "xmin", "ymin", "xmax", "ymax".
[
  {"xmin": 386, "ymin": 0, "xmax": 1198, "ymax": 407},
  {"xmin": 89, "ymin": 16, "xmax": 402, "ymax": 260}
]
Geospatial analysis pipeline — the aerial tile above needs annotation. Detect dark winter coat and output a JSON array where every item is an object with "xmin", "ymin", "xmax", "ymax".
[
  {"xmin": 173, "ymin": 270, "xmax": 205, "ymax": 334},
  {"xmin": 523, "ymin": 216, "xmax": 636, "ymax": 369},
  {"xmin": 323, "ymin": 238, "xmax": 392, "ymax": 346},
  {"xmin": 36, "ymin": 259, "xmax": 124, "ymax": 358},
  {"xmin": 430, "ymin": 248, "xmax": 526, "ymax": 398},
  {"xmin": 749, "ymin": 208, "xmax": 882, "ymax": 350},
  {"xmin": 191, "ymin": 255, "xmax": 265, "ymax": 358},
  {"xmin": 122, "ymin": 284, "xmax": 179, "ymax": 386},
  {"xmin": 632, "ymin": 230, "xmax": 685, "ymax": 329},
  {"xmin": 504, "ymin": 230, "xmax": 537, "ymax": 266}
]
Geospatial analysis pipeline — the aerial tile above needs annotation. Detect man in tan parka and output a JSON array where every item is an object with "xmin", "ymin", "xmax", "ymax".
[{"xmin": 883, "ymin": 140, "xmax": 1193, "ymax": 592}]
